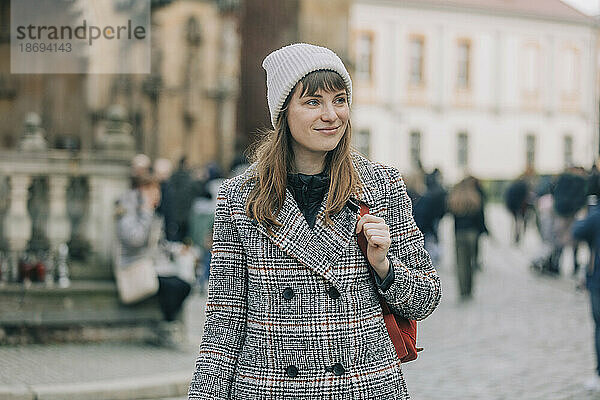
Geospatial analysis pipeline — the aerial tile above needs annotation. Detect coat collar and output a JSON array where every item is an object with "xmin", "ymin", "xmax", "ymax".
[
  {"xmin": 253, "ymin": 188, "xmax": 353, "ymax": 289},
  {"xmin": 241, "ymin": 153, "xmax": 382, "ymax": 290}
]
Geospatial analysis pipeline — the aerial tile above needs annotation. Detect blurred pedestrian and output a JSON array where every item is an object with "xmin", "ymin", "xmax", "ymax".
[
  {"xmin": 413, "ymin": 171, "xmax": 447, "ymax": 265},
  {"xmin": 550, "ymin": 167, "xmax": 588, "ymax": 275},
  {"xmin": 588, "ymin": 161, "xmax": 600, "ymax": 199},
  {"xmin": 153, "ymin": 158, "xmax": 173, "ymax": 218},
  {"xmin": 130, "ymin": 153, "xmax": 151, "ymax": 188},
  {"xmin": 504, "ymin": 176, "xmax": 531, "ymax": 244},
  {"xmin": 447, "ymin": 176, "xmax": 487, "ymax": 300},
  {"xmin": 530, "ymin": 192, "xmax": 556, "ymax": 275},
  {"xmin": 188, "ymin": 161, "xmax": 225, "ymax": 291},
  {"xmin": 189, "ymin": 43, "xmax": 440, "ymax": 400},
  {"xmin": 404, "ymin": 159, "xmax": 426, "ymax": 204},
  {"xmin": 572, "ymin": 195, "xmax": 600, "ymax": 391},
  {"xmin": 114, "ymin": 172, "xmax": 194, "ymax": 347},
  {"xmin": 163, "ymin": 157, "xmax": 196, "ymax": 242}
]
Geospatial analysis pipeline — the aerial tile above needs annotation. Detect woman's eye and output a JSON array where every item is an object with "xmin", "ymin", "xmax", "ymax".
[
  {"xmin": 306, "ymin": 99, "xmax": 319, "ymax": 106},
  {"xmin": 334, "ymin": 97, "xmax": 347, "ymax": 104}
]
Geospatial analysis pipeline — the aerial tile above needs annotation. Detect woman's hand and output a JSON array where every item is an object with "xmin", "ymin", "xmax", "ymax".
[
  {"xmin": 356, "ymin": 214, "xmax": 391, "ymax": 279},
  {"xmin": 140, "ymin": 185, "xmax": 161, "ymax": 211}
]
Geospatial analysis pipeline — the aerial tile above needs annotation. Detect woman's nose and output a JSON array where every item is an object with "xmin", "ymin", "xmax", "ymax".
[{"xmin": 320, "ymin": 103, "xmax": 337, "ymax": 121}]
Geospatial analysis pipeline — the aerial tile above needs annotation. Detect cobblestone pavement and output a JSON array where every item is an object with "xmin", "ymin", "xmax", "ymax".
[
  {"xmin": 0, "ymin": 294, "xmax": 207, "ymax": 399},
  {"xmin": 1, "ymin": 205, "xmax": 598, "ymax": 400},
  {"xmin": 402, "ymin": 205, "xmax": 597, "ymax": 400}
]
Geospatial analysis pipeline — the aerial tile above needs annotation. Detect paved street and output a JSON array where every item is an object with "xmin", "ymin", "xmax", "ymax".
[
  {"xmin": 403, "ymin": 205, "xmax": 596, "ymax": 399},
  {"xmin": 0, "ymin": 204, "xmax": 598, "ymax": 400}
]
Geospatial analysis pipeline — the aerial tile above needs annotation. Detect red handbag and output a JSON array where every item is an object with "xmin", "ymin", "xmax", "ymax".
[{"xmin": 357, "ymin": 203, "xmax": 421, "ymax": 363}]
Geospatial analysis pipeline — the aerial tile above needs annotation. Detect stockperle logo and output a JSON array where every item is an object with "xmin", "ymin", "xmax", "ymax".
[{"xmin": 11, "ymin": 0, "xmax": 150, "ymax": 74}]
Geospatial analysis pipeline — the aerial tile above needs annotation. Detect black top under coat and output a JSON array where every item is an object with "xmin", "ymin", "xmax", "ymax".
[
  {"xmin": 287, "ymin": 171, "xmax": 330, "ymax": 229},
  {"xmin": 286, "ymin": 169, "xmax": 394, "ymax": 291}
]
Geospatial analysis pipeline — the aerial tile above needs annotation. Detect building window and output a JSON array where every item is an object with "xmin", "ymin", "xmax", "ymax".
[
  {"xmin": 562, "ymin": 47, "xmax": 580, "ymax": 97},
  {"xmin": 457, "ymin": 39, "xmax": 471, "ymax": 89},
  {"xmin": 526, "ymin": 134, "xmax": 536, "ymax": 169},
  {"xmin": 355, "ymin": 32, "xmax": 374, "ymax": 81},
  {"xmin": 564, "ymin": 135, "xmax": 573, "ymax": 167},
  {"xmin": 355, "ymin": 129, "xmax": 371, "ymax": 157},
  {"xmin": 457, "ymin": 132, "xmax": 468, "ymax": 168},
  {"xmin": 409, "ymin": 35, "xmax": 425, "ymax": 86},
  {"xmin": 410, "ymin": 131, "xmax": 421, "ymax": 168}
]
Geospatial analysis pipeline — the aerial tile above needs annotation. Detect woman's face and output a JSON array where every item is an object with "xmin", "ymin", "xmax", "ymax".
[{"xmin": 286, "ymin": 84, "xmax": 349, "ymax": 158}]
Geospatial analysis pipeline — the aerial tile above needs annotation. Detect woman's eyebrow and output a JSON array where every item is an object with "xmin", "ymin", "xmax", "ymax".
[{"xmin": 301, "ymin": 91, "xmax": 346, "ymax": 98}]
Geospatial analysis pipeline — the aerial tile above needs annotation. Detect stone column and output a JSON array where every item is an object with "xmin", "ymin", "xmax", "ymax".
[
  {"xmin": 4, "ymin": 175, "xmax": 32, "ymax": 259},
  {"xmin": 0, "ymin": 176, "xmax": 10, "ymax": 251},
  {"xmin": 47, "ymin": 175, "xmax": 71, "ymax": 252},
  {"xmin": 86, "ymin": 176, "xmax": 104, "ymax": 258},
  {"xmin": 216, "ymin": 16, "xmax": 239, "ymax": 170},
  {"xmin": 87, "ymin": 175, "xmax": 129, "ymax": 266}
]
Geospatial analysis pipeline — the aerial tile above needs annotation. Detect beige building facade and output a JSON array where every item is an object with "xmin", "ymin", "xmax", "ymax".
[{"xmin": 350, "ymin": 0, "xmax": 598, "ymax": 182}]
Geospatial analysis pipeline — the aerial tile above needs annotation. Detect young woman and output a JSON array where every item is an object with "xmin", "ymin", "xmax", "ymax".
[{"xmin": 188, "ymin": 43, "xmax": 441, "ymax": 399}]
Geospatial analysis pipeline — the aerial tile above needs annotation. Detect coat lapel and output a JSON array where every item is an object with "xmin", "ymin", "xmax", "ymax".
[
  {"xmin": 250, "ymin": 153, "xmax": 383, "ymax": 289},
  {"xmin": 254, "ymin": 188, "xmax": 344, "ymax": 288},
  {"xmin": 254, "ymin": 187, "xmax": 380, "ymax": 290}
]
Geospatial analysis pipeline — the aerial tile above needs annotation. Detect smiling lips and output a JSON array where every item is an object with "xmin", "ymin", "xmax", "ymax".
[{"xmin": 314, "ymin": 126, "xmax": 340, "ymax": 135}]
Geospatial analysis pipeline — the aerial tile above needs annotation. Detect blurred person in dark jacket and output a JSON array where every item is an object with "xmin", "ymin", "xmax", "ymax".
[
  {"xmin": 447, "ymin": 176, "xmax": 487, "ymax": 300},
  {"xmin": 588, "ymin": 161, "xmax": 600, "ymax": 199},
  {"xmin": 413, "ymin": 171, "xmax": 447, "ymax": 265},
  {"xmin": 550, "ymin": 167, "xmax": 587, "ymax": 275},
  {"xmin": 573, "ymin": 195, "xmax": 600, "ymax": 391},
  {"xmin": 153, "ymin": 158, "xmax": 173, "ymax": 218},
  {"xmin": 504, "ymin": 177, "xmax": 531, "ymax": 244},
  {"xmin": 163, "ymin": 157, "xmax": 196, "ymax": 242}
]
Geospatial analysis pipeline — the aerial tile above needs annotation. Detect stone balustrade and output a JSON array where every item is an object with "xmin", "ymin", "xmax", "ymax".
[{"xmin": 0, "ymin": 149, "xmax": 133, "ymax": 279}]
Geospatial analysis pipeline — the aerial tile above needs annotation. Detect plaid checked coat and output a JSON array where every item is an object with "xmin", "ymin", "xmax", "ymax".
[{"xmin": 189, "ymin": 153, "xmax": 441, "ymax": 399}]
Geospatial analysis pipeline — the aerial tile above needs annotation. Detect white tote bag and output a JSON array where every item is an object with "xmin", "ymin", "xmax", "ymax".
[
  {"xmin": 115, "ymin": 257, "xmax": 159, "ymax": 304},
  {"xmin": 114, "ymin": 218, "xmax": 162, "ymax": 304}
]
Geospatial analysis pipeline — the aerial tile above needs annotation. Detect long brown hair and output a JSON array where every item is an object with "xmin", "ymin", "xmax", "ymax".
[
  {"xmin": 447, "ymin": 176, "xmax": 482, "ymax": 217},
  {"xmin": 245, "ymin": 70, "xmax": 361, "ymax": 229}
]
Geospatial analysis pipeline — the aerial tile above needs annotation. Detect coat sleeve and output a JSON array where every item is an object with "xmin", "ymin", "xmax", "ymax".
[
  {"xmin": 116, "ymin": 195, "xmax": 154, "ymax": 248},
  {"xmin": 188, "ymin": 179, "xmax": 248, "ymax": 399},
  {"xmin": 378, "ymin": 166, "xmax": 442, "ymax": 321}
]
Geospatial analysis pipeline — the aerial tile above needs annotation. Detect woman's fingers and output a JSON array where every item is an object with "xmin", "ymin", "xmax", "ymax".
[
  {"xmin": 365, "ymin": 234, "xmax": 391, "ymax": 247},
  {"xmin": 364, "ymin": 229, "xmax": 389, "ymax": 239},
  {"xmin": 362, "ymin": 222, "xmax": 389, "ymax": 232},
  {"xmin": 356, "ymin": 214, "xmax": 387, "ymax": 233}
]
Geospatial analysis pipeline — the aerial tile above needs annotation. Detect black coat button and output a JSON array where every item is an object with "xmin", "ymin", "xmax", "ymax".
[
  {"xmin": 283, "ymin": 287, "xmax": 294, "ymax": 300},
  {"xmin": 286, "ymin": 365, "xmax": 298, "ymax": 378},
  {"xmin": 333, "ymin": 363, "xmax": 345, "ymax": 376},
  {"xmin": 327, "ymin": 287, "xmax": 341, "ymax": 299}
]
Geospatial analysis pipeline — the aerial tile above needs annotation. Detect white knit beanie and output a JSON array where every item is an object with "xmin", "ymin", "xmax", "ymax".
[{"xmin": 262, "ymin": 43, "xmax": 352, "ymax": 128}]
